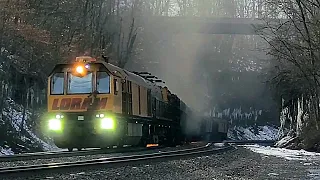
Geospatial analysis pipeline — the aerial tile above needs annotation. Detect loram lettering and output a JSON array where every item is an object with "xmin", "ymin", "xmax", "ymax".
[{"xmin": 51, "ymin": 98, "xmax": 108, "ymax": 110}]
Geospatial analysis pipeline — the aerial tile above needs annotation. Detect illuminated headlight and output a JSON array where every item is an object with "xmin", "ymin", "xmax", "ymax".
[
  {"xmin": 76, "ymin": 66, "xmax": 84, "ymax": 73},
  {"xmin": 96, "ymin": 114, "xmax": 105, "ymax": 118},
  {"xmin": 48, "ymin": 119, "xmax": 62, "ymax": 131},
  {"xmin": 100, "ymin": 118, "xmax": 114, "ymax": 129},
  {"xmin": 55, "ymin": 114, "xmax": 64, "ymax": 119}
]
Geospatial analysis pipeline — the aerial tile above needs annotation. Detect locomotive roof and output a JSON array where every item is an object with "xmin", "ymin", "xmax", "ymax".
[
  {"xmin": 103, "ymin": 63, "xmax": 163, "ymax": 100},
  {"xmin": 49, "ymin": 60, "xmax": 164, "ymax": 100},
  {"xmin": 104, "ymin": 63, "xmax": 151, "ymax": 87},
  {"xmin": 104, "ymin": 63, "xmax": 163, "ymax": 99}
]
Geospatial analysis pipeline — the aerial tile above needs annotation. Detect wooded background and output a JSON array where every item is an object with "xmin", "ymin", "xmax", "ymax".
[{"xmin": 0, "ymin": 0, "xmax": 291, "ymax": 136}]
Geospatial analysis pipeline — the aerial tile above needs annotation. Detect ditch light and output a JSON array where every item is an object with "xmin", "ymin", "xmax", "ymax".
[
  {"xmin": 48, "ymin": 119, "xmax": 62, "ymax": 131},
  {"xmin": 101, "ymin": 118, "xmax": 114, "ymax": 130}
]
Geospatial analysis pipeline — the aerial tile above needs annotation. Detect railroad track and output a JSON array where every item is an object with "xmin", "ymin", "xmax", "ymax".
[
  {"xmin": 0, "ymin": 145, "xmax": 164, "ymax": 162},
  {"xmin": 0, "ymin": 140, "xmax": 273, "ymax": 163},
  {"xmin": 223, "ymin": 140, "xmax": 276, "ymax": 146},
  {"xmin": 0, "ymin": 143, "xmax": 233, "ymax": 178}
]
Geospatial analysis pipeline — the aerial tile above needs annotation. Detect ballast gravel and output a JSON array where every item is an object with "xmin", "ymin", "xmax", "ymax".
[
  {"xmin": 0, "ymin": 143, "xmax": 205, "ymax": 168},
  {"xmin": 2, "ymin": 146, "xmax": 317, "ymax": 180}
]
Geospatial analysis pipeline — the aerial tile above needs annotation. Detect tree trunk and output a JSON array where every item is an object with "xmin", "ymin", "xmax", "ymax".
[{"xmin": 20, "ymin": 76, "xmax": 28, "ymax": 133}]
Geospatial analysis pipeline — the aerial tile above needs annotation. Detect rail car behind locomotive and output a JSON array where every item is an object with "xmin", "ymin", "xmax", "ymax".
[
  {"xmin": 45, "ymin": 56, "xmax": 228, "ymax": 151},
  {"xmin": 181, "ymin": 111, "xmax": 229, "ymax": 142}
]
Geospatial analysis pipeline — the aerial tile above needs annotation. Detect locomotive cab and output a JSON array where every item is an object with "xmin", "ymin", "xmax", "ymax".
[{"xmin": 46, "ymin": 56, "xmax": 123, "ymax": 150}]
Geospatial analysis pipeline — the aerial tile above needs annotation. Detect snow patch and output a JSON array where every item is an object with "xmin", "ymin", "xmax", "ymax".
[
  {"xmin": 0, "ymin": 147, "xmax": 14, "ymax": 156},
  {"xmin": 307, "ymin": 169, "xmax": 320, "ymax": 179},
  {"xmin": 228, "ymin": 126, "xmax": 279, "ymax": 140},
  {"xmin": 268, "ymin": 173, "xmax": 279, "ymax": 176},
  {"xmin": 1, "ymin": 98, "xmax": 59, "ymax": 154},
  {"xmin": 244, "ymin": 144, "xmax": 320, "ymax": 161},
  {"xmin": 214, "ymin": 143, "xmax": 226, "ymax": 147},
  {"xmin": 275, "ymin": 135, "xmax": 296, "ymax": 147}
]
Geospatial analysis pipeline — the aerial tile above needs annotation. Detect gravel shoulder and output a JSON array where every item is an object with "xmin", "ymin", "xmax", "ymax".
[{"xmin": 3, "ymin": 146, "xmax": 317, "ymax": 180}]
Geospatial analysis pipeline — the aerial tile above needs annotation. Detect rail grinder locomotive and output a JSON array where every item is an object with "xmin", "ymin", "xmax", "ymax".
[{"xmin": 45, "ymin": 56, "xmax": 228, "ymax": 151}]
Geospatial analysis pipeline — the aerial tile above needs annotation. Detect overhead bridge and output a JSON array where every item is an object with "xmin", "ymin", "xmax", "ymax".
[{"xmin": 137, "ymin": 16, "xmax": 280, "ymax": 35}]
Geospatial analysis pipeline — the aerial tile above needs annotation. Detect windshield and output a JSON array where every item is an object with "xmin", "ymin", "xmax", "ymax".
[
  {"xmin": 51, "ymin": 73, "xmax": 64, "ymax": 95},
  {"xmin": 97, "ymin": 72, "xmax": 110, "ymax": 93},
  {"xmin": 67, "ymin": 72, "xmax": 93, "ymax": 94}
]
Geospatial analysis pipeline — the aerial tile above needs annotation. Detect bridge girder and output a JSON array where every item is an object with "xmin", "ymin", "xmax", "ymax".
[{"xmin": 137, "ymin": 16, "xmax": 278, "ymax": 35}]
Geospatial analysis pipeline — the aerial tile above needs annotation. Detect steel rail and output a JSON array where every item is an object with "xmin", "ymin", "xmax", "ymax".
[
  {"xmin": 223, "ymin": 140, "xmax": 276, "ymax": 146},
  {"xmin": 0, "ymin": 143, "xmax": 233, "ymax": 178},
  {"xmin": 0, "ymin": 140, "xmax": 272, "ymax": 162},
  {"xmin": 0, "ymin": 143, "xmax": 211, "ymax": 170},
  {"xmin": 0, "ymin": 146, "xmax": 165, "ymax": 162}
]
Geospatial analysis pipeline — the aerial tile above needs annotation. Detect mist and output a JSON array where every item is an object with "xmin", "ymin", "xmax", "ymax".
[
  {"xmin": 126, "ymin": 26, "xmax": 217, "ymax": 112},
  {"xmin": 124, "ymin": 1, "xmax": 278, "ymax": 135},
  {"xmin": 128, "ymin": 32, "xmax": 268, "ymax": 134}
]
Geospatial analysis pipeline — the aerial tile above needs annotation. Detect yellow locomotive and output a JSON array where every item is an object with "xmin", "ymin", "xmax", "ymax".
[
  {"xmin": 46, "ymin": 56, "xmax": 185, "ymax": 151},
  {"xmin": 46, "ymin": 56, "xmax": 228, "ymax": 151}
]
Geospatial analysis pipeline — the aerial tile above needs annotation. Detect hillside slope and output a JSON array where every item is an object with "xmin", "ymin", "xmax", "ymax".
[
  {"xmin": 228, "ymin": 125, "xmax": 279, "ymax": 140},
  {"xmin": 0, "ymin": 98, "xmax": 58, "ymax": 155}
]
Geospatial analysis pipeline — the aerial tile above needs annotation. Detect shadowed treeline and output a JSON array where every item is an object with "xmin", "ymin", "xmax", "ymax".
[{"xmin": 0, "ymin": 0, "xmax": 281, "ymax": 151}]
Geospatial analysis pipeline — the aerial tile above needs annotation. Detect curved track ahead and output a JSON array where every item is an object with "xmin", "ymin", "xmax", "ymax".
[
  {"xmin": 223, "ymin": 140, "xmax": 276, "ymax": 146},
  {"xmin": 0, "ymin": 146, "xmax": 164, "ymax": 162},
  {"xmin": 0, "ymin": 140, "xmax": 274, "ymax": 162},
  {"xmin": 0, "ymin": 143, "xmax": 233, "ymax": 178}
]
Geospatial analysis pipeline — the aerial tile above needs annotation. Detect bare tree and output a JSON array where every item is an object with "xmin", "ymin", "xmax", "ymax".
[
  {"xmin": 0, "ymin": 0, "xmax": 140, "ymax": 135},
  {"xmin": 260, "ymin": 0, "xmax": 320, "ymax": 150}
]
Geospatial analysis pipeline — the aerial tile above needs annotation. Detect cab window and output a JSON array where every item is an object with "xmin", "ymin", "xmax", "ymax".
[
  {"xmin": 97, "ymin": 72, "xmax": 110, "ymax": 94},
  {"xmin": 67, "ymin": 72, "xmax": 93, "ymax": 94},
  {"xmin": 51, "ymin": 73, "xmax": 64, "ymax": 95}
]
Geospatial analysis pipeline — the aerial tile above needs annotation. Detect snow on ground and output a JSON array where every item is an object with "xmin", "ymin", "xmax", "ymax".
[
  {"xmin": 275, "ymin": 135, "xmax": 296, "ymax": 147},
  {"xmin": 244, "ymin": 145, "xmax": 320, "ymax": 161},
  {"xmin": 0, "ymin": 146, "xmax": 14, "ymax": 156},
  {"xmin": 1, "ymin": 98, "xmax": 59, "ymax": 154},
  {"xmin": 228, "ymin": 125, "xmax": 279, "ymax": 140}
]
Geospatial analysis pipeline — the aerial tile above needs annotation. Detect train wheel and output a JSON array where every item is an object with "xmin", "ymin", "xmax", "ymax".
[{"xmin": 68, "ymin": 147, "xmax": 73, "ymax": 152}]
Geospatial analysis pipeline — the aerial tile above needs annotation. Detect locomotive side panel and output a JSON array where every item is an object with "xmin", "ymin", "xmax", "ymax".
[
  {"xmin": 139, "ymin": 86, "xmax": 148, "ymax": 117},
  {"xmin": 126, "ymin": 123, "xmax": 143, "ymax": 145},
  {"xmin": 124, "ymin": 82, "xmax": 149, "ymax": 117},
  {"xmin": 131, "ymin": 83, "xmax": 139, "ymax": 116},
  {"xmin": 113, "ymin": 77, "xmax": 122, "ymax": 113}
]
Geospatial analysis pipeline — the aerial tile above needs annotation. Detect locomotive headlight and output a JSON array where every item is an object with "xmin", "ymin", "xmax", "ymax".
[
  {"xmin": 55, "ymin": 114, "xmax": 64, "ymax": 119},
  {"xmin": 100, "ymin": 118, "xmax": 114, "ymax": 130},
  {"xmin": 76, "ymin": 66, "xmax": 84, "ymax": 74},
  {"xmin": 96, "ymin": 114, "xmax": 105, "ymax": 118},
  {"xmin": 73, "ymin": 64, "xmax": 87, "ymax": 77},
  {"xmin": 48, "ymin": 119, "xmax": 62, "ymax": 131}
]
